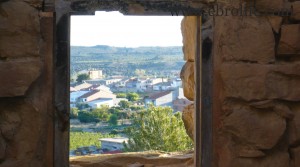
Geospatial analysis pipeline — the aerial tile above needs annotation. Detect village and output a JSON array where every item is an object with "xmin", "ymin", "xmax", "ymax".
[{"xmin": 69, "ymin": 69, "xmax": 192, "ymax": 156}]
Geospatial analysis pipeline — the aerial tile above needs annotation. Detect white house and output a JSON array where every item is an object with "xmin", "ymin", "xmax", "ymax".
[
  {"xmin": 87, "ymin": 98, "xmax": 114, "ymax": 108},
  {"xmin": 152, "ymin": 82, "xmax": 173, "ymax": 91},
  {"xmin": 144, "ymin": 90, "xmax": 174, "ymax": 107},
  {"xmin": 170, "ymin": 78, "xmax": 182, "ymax": 88},
  {"xmin": 99, "ymin": 137, "xmax": 128, "ymax": 151},
  {"xmin": 88, "ymin": 70, "xmax": 103, "ymax": 79},
  {"xmin": 70, "ymin": 91, "xmax": 89, "ymax": 103},
  {"xmin": 73, "ymin": 82, "xmax": 92, "ymax": 91},
  {"xmin": 78, "ymin": 90, "xmax": 116, "ymax": 103}
]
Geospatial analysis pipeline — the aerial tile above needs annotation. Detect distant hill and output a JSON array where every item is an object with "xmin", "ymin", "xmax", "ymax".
[{"xmin": 71, "ymin": 45, "xmax": 184, "ymax": 77}]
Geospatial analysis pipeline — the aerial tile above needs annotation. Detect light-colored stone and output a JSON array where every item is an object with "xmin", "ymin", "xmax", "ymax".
[
  {"xmin": 182, "ymin": 103, "xmax": 194, "ymax": 141},
  {"xmin": 216, "ymin": 16, "xmax": 275, "ymax": 63},
  {"xmin": 181, "ymin": 16, "xmax": 197, "ymax": 62},
  {"xmin": 291, "ymin": 2, "xmax": 300, "ymax": 21},
  {"xmin": 223, "ymin": 108, "xmax": 286, "ymax": 150},
  {"xmin": 70, "ymin": 151, "xmax": 193, "ymax": 167},
  {"xmin": 267, "ymin": 16, "xmax": 283, "ymax": 33},
  {"xmin": 0, "ymin": 1, "xmax": 40, "ymax": 58},
  {"xmin": 180, "ymin": 62, "xmax": 194, "ymax": 101},
  {"xmin": 278, "ymin": 24, "xmax": 300, "ymax": 55},
  {"xmin": 221, "ymin": 63, "xmax": 300, "ymax": 101},
  {"xmin": 0, "ymin": 60, "xmax": 41, "ymax": 97}
]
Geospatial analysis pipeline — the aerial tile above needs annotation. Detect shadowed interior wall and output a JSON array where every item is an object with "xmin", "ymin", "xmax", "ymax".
[{"xmin": 0, "ymin": 0, "xmax": 300, "ymax": 167}]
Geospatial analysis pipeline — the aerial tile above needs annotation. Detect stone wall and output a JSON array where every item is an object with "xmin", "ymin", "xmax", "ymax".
[
  {"xmin": 181, "ymin": 1, "xmax": 300, "ymax": 167},
  {"xmin": 0, "ymin": 0, "xmax": 54, "ymax": 166},
  {"xmin": 1, "ymin": 0, "xmax": 300, "ymax": 166}
]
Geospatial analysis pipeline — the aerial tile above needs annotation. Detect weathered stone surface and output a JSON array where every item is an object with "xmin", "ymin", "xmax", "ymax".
[
  {"xmin": 291, "ymin": 2, "xmax": 300, "ymax": 21},
  {"xmin": 180, "ymin": 62, "xmax": 194, "ymax": 101},
  {"xmin": 181, "ymin": 16, "xmax": 197, "ymax": 62},
  {"xmin": 0, "ymin": 99, "xmax": 42, "ymax": 166},
  {"xmin": 274, "ymin": 103, "xmax": 294, "ymax": 119},
  {"xmin": 221, "ymin": 63, "xmax": 300, "ymax": 101},
  {"xmin": 255, "ymin": 0, "xmax": 285, "ymax": 11},
  {"xmin": 267, "ymin": 16, "xmax": 283, "ymax": 33},
  {"xmin": 182, "ymin": 103, "xmax": 194, "ymax": 141},
  {"xmin": 223, "ymin": 108, "xmax": 286, "ymax": 150},
  {"xmin": 0, "ymin": 1, "xmax": 40, "ymax": 58},
  {"xmin": 231, "ymin": 151, "xmax": 290, "ymax": 167},
  {"xmin": 237, "ymin": 147, "xmax": 265, "ymax": 158},
  {"xmin": 217, "ymin": 16, "xmax": 275, "ymax": 63},
  {"xmin": 0, "ymin": 109, "xmax": 21, "ymax": 140},
  {"xmin": 291, "ymin": 146, "xmax": 300, "ymax": 167},
  {"xmin": 0, "ymin": 60, "xmax": 41, "ymax": 97},
  {"xmin": 70, "ymin": 151, "xmax": 193, "ymax": 167},
  {"xmin": 0, "ymin": 135, "xmax": 6, "ymax": 161},
  {"xmin": 278, "ymin": 24, "xmax": 300, "ymax": 55},
  {"xmin": 23, "ymin": 0, "xmax": 43, "ymax": 8},
  {"xmin": 288, "ymin": 104, "xmax": 300, "ymax": 146}
]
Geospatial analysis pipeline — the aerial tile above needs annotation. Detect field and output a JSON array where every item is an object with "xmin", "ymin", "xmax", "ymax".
[{"xmin": 70, "ymin": 132, "xmax": 117, "ymax": 150}]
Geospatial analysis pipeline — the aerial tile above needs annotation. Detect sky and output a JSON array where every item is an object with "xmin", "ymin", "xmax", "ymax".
[{"xmin": 71, "ymin": 11, "xmax": 183, "ymax": 47}]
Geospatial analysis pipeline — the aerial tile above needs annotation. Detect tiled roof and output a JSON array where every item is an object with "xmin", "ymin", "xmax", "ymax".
[
  {"xmin": 78, "ymin": 90, "xmax": 99, "ymax": 98},
  {"xmin": 147, "ymin": 90, "xmax": 172, "ymax": 100}
]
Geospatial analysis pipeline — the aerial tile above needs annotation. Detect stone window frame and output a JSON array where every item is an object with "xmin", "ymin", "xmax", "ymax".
[{"xmin": 54, "ymin": 1, "xmax": 212, "ymax": 166}]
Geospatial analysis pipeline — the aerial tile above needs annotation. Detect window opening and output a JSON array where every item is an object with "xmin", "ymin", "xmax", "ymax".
[{"xmin": 69, "ymin": 11, "xmax": 194, "ymax": 161}]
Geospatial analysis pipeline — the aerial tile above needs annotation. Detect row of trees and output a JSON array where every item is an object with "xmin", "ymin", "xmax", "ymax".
[
  {"xmin": 116, "ymin": 92, "xmax": 140, "ymax": 101},
  {"xmin": 71, "ymin": 100, "xmax": 144, "ymax": 125}
]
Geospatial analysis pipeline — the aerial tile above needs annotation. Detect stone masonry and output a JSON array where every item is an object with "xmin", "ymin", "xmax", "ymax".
[{"xmin": 0, "ymin": 0, "xmax": 300, "ymax": 167}]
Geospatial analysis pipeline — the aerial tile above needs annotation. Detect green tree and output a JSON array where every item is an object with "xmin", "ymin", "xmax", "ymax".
[
  {"xmin": 76, "ymin": 73, "xmax": 90, "ymax": 83},
  {"xmin": 116, "ymin": 93, "xmax": 127, "ymax": 98},
  {"xmin": 91, "ymin": 106, "xmax": 111, "ymax": 122},
  {"xmin": 109, "ymin": 114, "xmax": 118, "ymax": 126},
  {"xmin": 119, "ymin": 100, "xmax": 131, "ymax": 109},
  {"xmin": 78, "ymin": 111, "xmax": 99, "ymax": 123},
  {"xmin": 70, "ymin": 107, "xmax": 79, "ymax": 119},
  {"xmin": 126, "ymin": 92, "xmax": 139, "ymax": 101},
  {"xmin": 76, "ymin": 102, "xmax": 90, "ymax": 110},
  {"xmin": 124, "ymin": 106, "xmax": 193, "ymax": 152}
]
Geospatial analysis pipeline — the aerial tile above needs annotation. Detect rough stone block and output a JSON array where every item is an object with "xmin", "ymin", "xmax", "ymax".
[
  {"xmin": 291, "ymin": 2, "xmax": 300, "ymax": 21},
  {"xmin": 0, "ymin": 99, "xmax": 42, "ymax": 166},
  {"xmin": 291, "ymin": 147, "xmax": 300, "ymax": 167},
  {"xmin": 216, "ymin": 16, "xmax": 275, "ymax": 63},
  {"xmin": 223, "ymin": 108, "xmax": 286, "ymax": 150},
  {"xmin": 0, "ymin": 1, "xmax": 40, "ymax": 58},
  {"xmin": 182, "ymin": 103, "xmax": 194, "ymax": 141},
  {"xmin": 277, "ymin": 24, "xmax": 300, "ymax": 55},
  {"xmin": 0, "ymin": 60, "xmax": 42, "ymax": 97},
  {"xmin": 23, "ymin": 0, "xmax": 43, "ymax": 8},
  {"xmin": 0, "ymin": 136, "xmax": 6, "ymax": 161},
  {"xmin": 267, "ymin": 16, "xmax": 283, "ymax": 33},
  {"xmin": 221, "ymin": 63, "xmax": 300, "ymax": 101},
  {"xmin": 288, "ymin": 104, "xmax": 300, "ymax": 146},
  {"xmin": 180, "ymin": 62, "xmax": 194, "ymax": 101},
  {"xmin": 181, "ymin": 16, "xmax": 197, "ymax": 62},
  {"xmin": 255, "ymin": 0, "xmax": 285, "ymax": 11},
  {"xmin": 231, "ymin": 151, "xmax": 290, "ymax": 167}
]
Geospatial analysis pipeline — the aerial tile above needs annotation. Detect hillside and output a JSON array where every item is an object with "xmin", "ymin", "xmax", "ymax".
[{"xmin": 71, "ymin": 45, "xmax": 184, "ymax": 77}]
